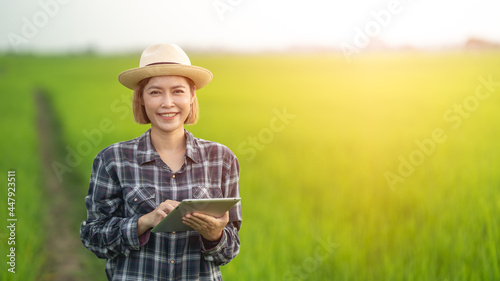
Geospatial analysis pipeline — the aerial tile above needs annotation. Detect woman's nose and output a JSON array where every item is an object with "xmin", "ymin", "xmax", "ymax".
[{"xmin": 160, "ymin": 93, "xmax": 174, "ymax": 107}]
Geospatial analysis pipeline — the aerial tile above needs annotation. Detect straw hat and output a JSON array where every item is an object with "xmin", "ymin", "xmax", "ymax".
[{"xmin": 118, "ymin": 44, "xmax": 213, "ymax": 90}]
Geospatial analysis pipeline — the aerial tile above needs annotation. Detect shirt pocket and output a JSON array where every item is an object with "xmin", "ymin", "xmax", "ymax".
[
  {"xmin": 123, "ymin": 186, "xmax": 157, "ymax": 216},
  {"xmin": 192, "ymin": 184, "xmax": 223, "ymax": 199}
]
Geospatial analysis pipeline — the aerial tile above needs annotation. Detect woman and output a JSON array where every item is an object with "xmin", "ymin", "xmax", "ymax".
[{"xmin": 80, "ymin": 44, "xmax": 242, "ymax": 281}]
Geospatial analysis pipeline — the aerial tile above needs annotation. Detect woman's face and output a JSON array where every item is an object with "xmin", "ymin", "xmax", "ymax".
[{"xmin": 142, "ymin": 75, "xmax": 195, "ymax": 135}]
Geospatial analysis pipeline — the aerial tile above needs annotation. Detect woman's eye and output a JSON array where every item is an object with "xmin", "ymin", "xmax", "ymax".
[
  {"xmin": 174, "ymin": 90, "xmax": 184, "ymax": 94},
  {"xmin": 150, "ymin": 91, "xmax": 160, "ymax": 95}
]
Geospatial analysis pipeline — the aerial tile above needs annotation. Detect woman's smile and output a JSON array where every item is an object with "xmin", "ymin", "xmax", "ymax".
[{"xmin": 158, "ymin": 112, "xmax": 179, "ymax": 119}]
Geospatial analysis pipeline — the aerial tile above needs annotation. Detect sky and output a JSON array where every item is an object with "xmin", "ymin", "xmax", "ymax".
[{"xmin": 1, "ymin": 0, "xmax": 500, "ymax": 53}]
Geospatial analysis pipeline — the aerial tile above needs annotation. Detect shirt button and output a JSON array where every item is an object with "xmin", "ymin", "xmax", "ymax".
[
  {"xmin": 134, "ymin": 198, "xmax": 138, "ymax": 202},
  {"xmin": 170, "ymin": 259, "xmax": 175, "ymax": 264},
  {"xmin": 172, "ymin": 174, "xmax": 176, "ymax": 179},
  {"xmin": 82, "ymin": 221, "xmax": 87, "ymax": 226}
]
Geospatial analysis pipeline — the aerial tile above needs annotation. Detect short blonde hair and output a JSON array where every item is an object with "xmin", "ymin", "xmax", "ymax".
[{"xmin": 132, "ymin": 76, "xmax": 198, "ymax": 125}]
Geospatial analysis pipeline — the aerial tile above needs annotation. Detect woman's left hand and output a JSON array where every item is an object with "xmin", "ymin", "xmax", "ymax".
[{"xmin": 182, "ymin": 212, "xmax": 229, "ymax": 242}]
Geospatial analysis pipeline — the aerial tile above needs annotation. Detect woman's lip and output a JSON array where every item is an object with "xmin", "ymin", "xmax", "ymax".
[{"xmin": 158, "ymin": 112, "xmax": 178, "ymax": 119}]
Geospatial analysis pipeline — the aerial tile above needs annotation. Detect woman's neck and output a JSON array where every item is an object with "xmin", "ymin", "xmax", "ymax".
[{"xmin": 150, "ymin": 127, "xmax": 186, "ymax": 153}]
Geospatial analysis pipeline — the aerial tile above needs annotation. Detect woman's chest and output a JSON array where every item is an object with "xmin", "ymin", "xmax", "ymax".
[{"xmin": 118, "ymin": 162, "xmax": 225, "ymax": 215}]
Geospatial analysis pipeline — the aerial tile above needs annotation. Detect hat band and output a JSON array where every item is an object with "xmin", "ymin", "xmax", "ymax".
[{"xmin": 146, "ymin": 62, "xmax": 181, "ymax": 66}]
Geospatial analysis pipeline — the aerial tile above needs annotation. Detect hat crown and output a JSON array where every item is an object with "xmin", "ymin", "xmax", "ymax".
[
  {"xmin": 139, "ymin": 44, "xmax": 191, "ymax": 67},
  {"xmin": 119, "ymin": 43, "xmax": 212, "ymax": 90}
]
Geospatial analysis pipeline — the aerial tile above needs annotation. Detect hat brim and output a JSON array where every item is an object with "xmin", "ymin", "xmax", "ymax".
[{"xmin": 118, "ymin": 64, "xmax": 213, "ymax": 90}]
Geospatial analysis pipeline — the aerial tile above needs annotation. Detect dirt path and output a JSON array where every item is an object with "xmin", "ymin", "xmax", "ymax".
[{"xmin": 35, "ymin": 89, "xmax": 83, "ymax": 281}]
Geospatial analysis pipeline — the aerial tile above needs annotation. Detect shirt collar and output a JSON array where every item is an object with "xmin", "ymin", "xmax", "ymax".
[
  {"xmin": 137, "ymin": 129, "xmax": 156, "ymax": 165},
  {"xmin": 137, "ymin": 128, "xmax": 201, "ymax": 165},
  {"xmin": 185, "ymin": 129, "xmax": 201, "ymax": 164}
]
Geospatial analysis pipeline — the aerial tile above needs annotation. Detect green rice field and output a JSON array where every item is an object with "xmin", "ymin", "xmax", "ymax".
[{"xmin": 1, "ymin": 50, "xmax": 500, "ymax": 280}]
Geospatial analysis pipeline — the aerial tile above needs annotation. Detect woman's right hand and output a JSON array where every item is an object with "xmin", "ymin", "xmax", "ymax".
[{"xmin": 137, "ymin": 200, "xmax": 180, "ymax": 236}]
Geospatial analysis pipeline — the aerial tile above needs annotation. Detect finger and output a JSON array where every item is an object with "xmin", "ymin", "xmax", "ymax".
[
  {"xmin": 162, "ymin": 203, "xmax": 178, "ymax": 214},
  {"xmin": 182, "ymin": 217, "xmax": 207, "ymax": 233},
  {"xmin": 186, "ymin": 215, "xmax": 216, "ymax": 232},
  {"xmin": 194, "ymin": 214, "xmax": 221, "ymax": 228},
  {"xmin": 182, "ymin": 218, "xmax": 197, "ymax": 228},
  {"xmin": 163, "ymin": 199, "xmax": 180, "ymax": 205},
  {"xmin": 193, "ymin": 212, "xmax": 228, "ymax": 226},
  {"xmin": 183, "ymin": 214, "xmax": 208, "ymax": 226},
  {"xmin": 149, "ymin": 209, "xmax": 168, "ymax": 227},
  {"xmin": 156, "ymin": 209, "xmax": 168, "ymax": 218},
  {"xmin": 220, "ymin": 212, "xmax": 229, "ymax": 222},
  {"xmin": 194, "ymin": 212, "xmax": 226, "ymax": 222},
  {"xmin": 190, "ymin": 212, "xmax": 212, "ymax": 221},
  {"xmin": 158, "ymin": 201, "xmax": 171, "ymax": 210},
  {"xmin": 160, "ymin": 200, "xmax": 180, "ymax": 211}
]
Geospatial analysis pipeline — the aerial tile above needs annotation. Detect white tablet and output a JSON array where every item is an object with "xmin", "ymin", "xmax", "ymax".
[{"xmin": 151, "ymin": 198, "xmax": 241, "ymax": 233}]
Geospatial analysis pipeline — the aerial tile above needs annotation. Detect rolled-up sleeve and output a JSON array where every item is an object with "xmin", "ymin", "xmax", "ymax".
[{"xmin": 80, "ymin": 153, "xmax": 140, "ymax": 259}]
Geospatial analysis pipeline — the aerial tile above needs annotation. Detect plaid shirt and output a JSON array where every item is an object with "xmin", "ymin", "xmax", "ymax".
[{"xmin": 80, "ymin": 129, "xmax": 242, "ymax": 281}]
